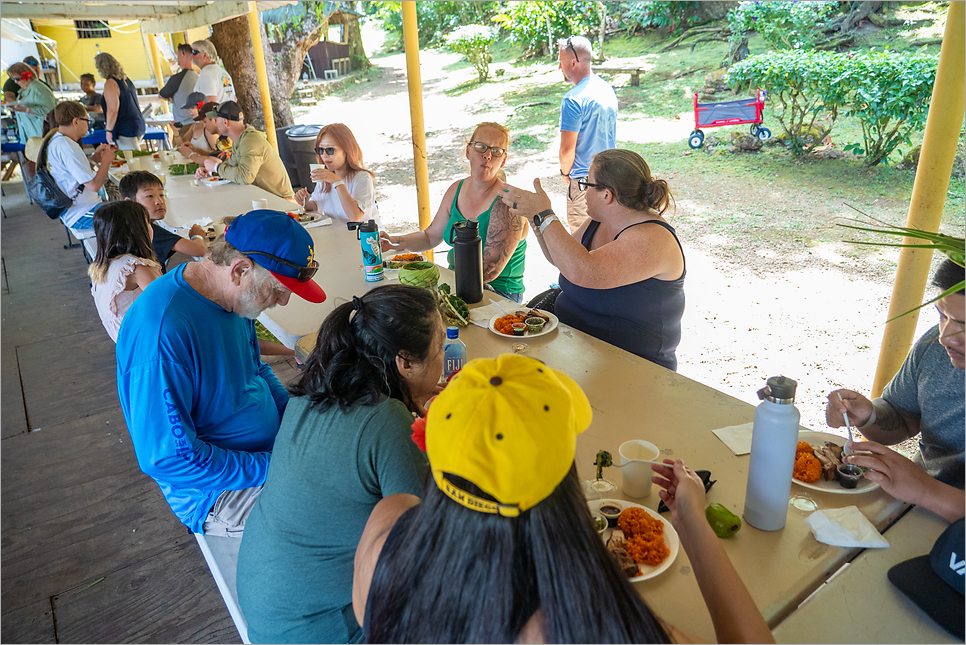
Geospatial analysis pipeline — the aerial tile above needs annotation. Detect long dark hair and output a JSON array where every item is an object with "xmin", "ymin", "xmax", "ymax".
[
  {"xmin": 88, "ymin": 201, "xmax": 158, "ymax": 283},
  {"xmin": 365, "ymin": 465, "xmax": 672, "ymax": 643},
  {"xmin": 290, "ymin": 284, "xmax": 442, "ymax": 414}
]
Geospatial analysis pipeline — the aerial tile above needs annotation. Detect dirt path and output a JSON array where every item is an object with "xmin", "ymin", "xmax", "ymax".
[{"xmin": 296, "ymin": 37, "xmax": 937, "ymax": 439}]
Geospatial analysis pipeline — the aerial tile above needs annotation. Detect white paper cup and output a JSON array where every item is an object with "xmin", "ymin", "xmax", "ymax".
[
  {"xmin": 251, "ymin": 198, "xmax": 268, "ymax": 210},
  {"xmin": 309, "ymin": 163, "xmax": 324, "ymax": 171},
  {"xmin": 619, "ymin": 440, "xmax": 660, "ymax": 498},
  {"xmin": 122, "ymin": 150, "xmax": 134, "ymax": 162},
  {"xmin": 127, "ymin": 157, "xmax": 141, "ymax": 171}
]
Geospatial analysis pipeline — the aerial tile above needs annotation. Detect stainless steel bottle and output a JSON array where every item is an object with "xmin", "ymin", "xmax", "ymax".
[{"xmin": 449, "ymin": 219, "xmax": 483, "ymax": 303}]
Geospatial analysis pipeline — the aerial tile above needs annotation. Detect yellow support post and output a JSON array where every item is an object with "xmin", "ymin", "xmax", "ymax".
[
  {"xmin": 871, "ymin": 1, "xmax": 965, "ymax": 397},
  {"xmin": 148, "ymin": 34, "xmax": 169, "ymax": 114},
  {"xmin": 402, "ymin": 0, "xmax": 432, "ymax": 260},
  {"xmin": 248, "ymin": 1, "xmax": 278, "ymax": 151}
]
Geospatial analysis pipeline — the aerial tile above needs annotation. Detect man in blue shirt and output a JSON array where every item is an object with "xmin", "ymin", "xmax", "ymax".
[
  {"xmin": 557, "ymin": 35, "xmax": 618, "ymax": 232},
  {"xmin": 116, "ymin": 210, "xmax": 326, "ymax": 537}
]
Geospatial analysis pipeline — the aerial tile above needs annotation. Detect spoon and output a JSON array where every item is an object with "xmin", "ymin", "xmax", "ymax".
[
  {"xmin": 489, "ymin": 298, "xmax": 510, "ymax": 316},
  {"xmin": 836, "ymin": 392, "xmax": 855, "ymax": 455}
]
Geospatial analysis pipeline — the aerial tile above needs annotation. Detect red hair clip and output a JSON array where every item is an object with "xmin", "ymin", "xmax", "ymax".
[
  {"xmin": 20, "ymin": 70, "xmax": 33, "ymax": 81},
  {"xmin": 196, "ymin": 101, "xmax": 204, "ymax": 110}
]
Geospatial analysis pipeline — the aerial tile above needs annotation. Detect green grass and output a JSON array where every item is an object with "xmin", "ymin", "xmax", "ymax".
[{"xmin": 255, "ymin": 320, "xmax": 283, "ymax": 345}]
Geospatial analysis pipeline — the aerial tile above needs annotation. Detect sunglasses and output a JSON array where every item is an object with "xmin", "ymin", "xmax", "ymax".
[
  {"xmin": 577, "ymin": 178, "xmax": 608, "ymax": 192},
  {"xmin": 315, "ymin": 146, "xmax": 338, "ymax": 156},
  {"xmin": 191, "ymin": 49, "xmax": 201, "ymax": 55},
  {"xmin": 242, "ymin": 250, "xmax": 319, "ymax": 282},
  {"xmin": 567, "ymin": 36, "xmax": 580, "ymax": 63},
  {"xmin": 470, "ymin": 141, "xmax": 506, "ymax": 158}
]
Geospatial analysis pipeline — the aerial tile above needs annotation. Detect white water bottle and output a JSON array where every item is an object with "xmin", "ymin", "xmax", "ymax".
[
  {"xmin": 743, "ymin": 376, "xmax": 800, "ymax": 531},
  {"xmin": 442, "ymin": 326, "xmax": 466, "ymax": 383}
]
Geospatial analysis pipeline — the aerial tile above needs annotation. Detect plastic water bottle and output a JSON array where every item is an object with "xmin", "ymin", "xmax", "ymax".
[
  {"xmin": 442, "ymin": 326, "xmax": 466, "ymax": 383},
  {"xmin": 743, "ymin": 376, "xmax": 800, "ymax": 531},
  {"xmin": 347, "ymin": 219, "xmax": 383, "ymax": 282}
]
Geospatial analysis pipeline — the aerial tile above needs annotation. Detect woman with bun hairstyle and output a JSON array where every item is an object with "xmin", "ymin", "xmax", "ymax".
[
  {"xmin": 352, "ymin": 354, "xmax": 772, "ymax": 643},
  {"xmin": 294, "ymin": 123, "xmax": 377, "ymax": 223},
  {"xmin": 237, "ymin": 284, "xmax": 443, "ymax": 644},
  {"xmin": 502, "ymin": 149, "xmax": 685, "ymax": 370}
]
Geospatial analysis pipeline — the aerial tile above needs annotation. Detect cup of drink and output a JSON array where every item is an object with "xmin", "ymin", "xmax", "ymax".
[
  {"xmin": 252, "ymin": 198, "xmax": 268, "ymax": 210},
  {"xmin": 122, "ymin": 150, "xmax": 134, "ymax": 162},
  {"xmin": 619, "ymin": 440, "xmax": 660, "ymax": 498}
]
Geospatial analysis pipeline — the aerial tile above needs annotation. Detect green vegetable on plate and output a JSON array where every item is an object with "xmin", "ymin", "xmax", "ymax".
[{"xmin": 594, "ymin": 450, "xmax": 613, "ymax": 481}]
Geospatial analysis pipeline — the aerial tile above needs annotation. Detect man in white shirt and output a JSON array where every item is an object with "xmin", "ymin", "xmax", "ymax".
[
  {"xmin": 47, "ymin": 101, "xmax": 113, "ymax": 229},
  {"xmin": 159, "ymin": 43, "xmax": 199, "ymax": 127},
  {"xmin": 191, "ymin": 39, "xmax": 236, "ymax": 103}
]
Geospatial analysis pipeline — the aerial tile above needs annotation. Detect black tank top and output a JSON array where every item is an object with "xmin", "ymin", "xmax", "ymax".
[
  {"xmin": 554, "ymin": 219, "xmax": 686, "ymax": 371},
  {"xmin": 100, "ymin": 76, "xmax": 146, "ymax": 139}
]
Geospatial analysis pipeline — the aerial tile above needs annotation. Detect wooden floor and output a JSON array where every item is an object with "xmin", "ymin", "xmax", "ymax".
[{"xmin": 1, "ymin": 181, "xmax": 302, "ymax": 643}]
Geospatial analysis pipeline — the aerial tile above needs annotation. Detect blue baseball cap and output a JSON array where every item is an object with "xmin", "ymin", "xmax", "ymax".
[{"xmin": 225, "ymin": 209, "xmax": 326, "ymax": 303}]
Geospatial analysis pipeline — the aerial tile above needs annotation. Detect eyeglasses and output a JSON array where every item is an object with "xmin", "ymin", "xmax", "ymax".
[
  {"xmin": 77, "ymin": 117, "xmax": 90, "ymax": 123},
  {"xmin": 577, "ymin": 178, "xmax": 608, "ymax": 192},
  {"xmin": 567, "ymin": 36, "xmax": 580, "ymax": 63},
  {"xmin": 315, "ymin": 146, "xmax": 337, "ymax": 156},
  {"xmin": 241, "ymin": 250, "xmax": 319, "ymax": 282},
  {"xmin": 469, "ymin": 141, "xmax": 506, "ymax": 158}
]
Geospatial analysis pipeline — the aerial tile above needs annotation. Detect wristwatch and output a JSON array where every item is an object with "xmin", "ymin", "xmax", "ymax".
[
  {"xmin": 532, "ymin": 209, "xmax": 555, "ymax": 229},
  {"xmin": 560, "ymin": 169, "xmax": 570, "ymax": 177}
]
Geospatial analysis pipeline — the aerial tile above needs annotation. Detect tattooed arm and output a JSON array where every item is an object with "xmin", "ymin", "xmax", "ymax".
[
  {"xmin": 482, "ymin": 199, "xmax": 527, "ymax": 283},
  {"xmin": 826, "ymin": 389, "xmax": 921, "ymax": 444}
]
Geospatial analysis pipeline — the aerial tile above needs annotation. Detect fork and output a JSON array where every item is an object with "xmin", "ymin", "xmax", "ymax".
[{"xmin": 836, "ymin": 392, "xmax": 855, "ymax": 455}]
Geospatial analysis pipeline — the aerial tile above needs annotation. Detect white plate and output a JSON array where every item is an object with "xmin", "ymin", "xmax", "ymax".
[
  {"xmin": 488, "ymin": 309, "xmax": 559, "ymax": 338},
  {"xmin": 296, "ymin": 212, "xmax": 325, "ymax": 224},
  {"xmin": 589, "ymin": 499, "xmax": 679, "ymax": 582},
  {"xmin": 202, "ymin": 177, "xmax": 230, "ymax": 187},
  {"xmin": 792, "ymin": 431, "xmax": 880, "ymax": 495}
]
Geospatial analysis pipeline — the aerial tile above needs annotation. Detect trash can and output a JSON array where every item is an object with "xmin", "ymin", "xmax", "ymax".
[
  {"xmin": 275, "ymin": 125, "xmax": 301, "ymax": 190},
  {"xmin": 287, "ymin": 124, "xmax": 323, "ymax": 191}
]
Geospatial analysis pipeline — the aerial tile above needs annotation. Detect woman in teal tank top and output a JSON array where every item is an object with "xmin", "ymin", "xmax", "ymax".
[{"xmin": 380, "ymin": 122, "xmax": 528, "ymax": 302}]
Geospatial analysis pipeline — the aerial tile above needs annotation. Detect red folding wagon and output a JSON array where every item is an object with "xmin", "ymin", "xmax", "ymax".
[{"xmin": 689, "ymin": 88, "xmax": 771, "ymax": 148}]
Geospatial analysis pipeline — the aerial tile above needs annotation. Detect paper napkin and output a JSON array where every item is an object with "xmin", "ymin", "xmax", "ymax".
[
  {"xmin": 712, "ymin": 422, "xmax": 755, "ymax": 455},
  {"xmin": 805, "ymin": 506, "xmax": 890, "ymax": 548},
  {"xmin": 468, "ymin": 302, "xmax": 509, "ymax": 328}
]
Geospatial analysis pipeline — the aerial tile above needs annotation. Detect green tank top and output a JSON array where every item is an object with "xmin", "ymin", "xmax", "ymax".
[{"xmin": 442, "ymin": 179, "xmax": 527, "ymax": 295}]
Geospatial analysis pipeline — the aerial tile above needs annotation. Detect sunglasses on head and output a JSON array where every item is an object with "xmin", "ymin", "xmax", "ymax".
[
  {"xmin": 242, "ymin": 250, "xmax": 319, "ymax": 282},
  {"xmin": 315, "ymin": 146, "xmax": 338, "ymax": 156},
  {"xmin": 567, "ymin": 36, "xmax": 580, "ymax": 63},
  {"xmin": 470, "ymin": 141, "xmax": 506, "ymax": 157},
  {"xmin": 191, "ymin": 49, "xmax": 201, "ymax": 55}
]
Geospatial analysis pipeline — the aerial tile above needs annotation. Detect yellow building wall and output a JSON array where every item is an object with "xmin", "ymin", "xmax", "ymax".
[{"xmin": 32, "ymin": 20, "xmax": 163, "ymax": 84}]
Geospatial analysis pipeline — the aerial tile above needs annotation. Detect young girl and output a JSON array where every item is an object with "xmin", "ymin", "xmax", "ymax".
[
  {"xmin": 294, "ymin": 123, "xmax": 377, "ymax": 223},
  {"xmin": 88, "ymin": 201, "xmax": 162, "ymax": 342}
]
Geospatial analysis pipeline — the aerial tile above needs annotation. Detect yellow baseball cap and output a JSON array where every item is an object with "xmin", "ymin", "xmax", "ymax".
[{"xmin": 425, "ymin": 354, "xmax": 592, "ymax": 517}]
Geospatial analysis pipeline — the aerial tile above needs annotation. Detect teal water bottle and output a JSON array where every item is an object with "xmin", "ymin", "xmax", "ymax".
[{"xmin": 347, "ymin": 219, "xmax": 384, "ymax": 282}]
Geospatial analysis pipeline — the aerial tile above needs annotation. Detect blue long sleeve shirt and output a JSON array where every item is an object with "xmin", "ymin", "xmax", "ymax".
[{"xmin": 116, "ymin": 264, "xmax": 288, "ymax": 532}]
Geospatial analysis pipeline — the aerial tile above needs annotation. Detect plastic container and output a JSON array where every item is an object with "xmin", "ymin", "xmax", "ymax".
[
  {"xmin": 449, "ymin": 219, "xmax": 483, "ymax": 304},
  {"xmin": 347, "ymin": 219, "xmax": 383, "ymax": 282},
  {"xmin": 743, "ymin": 376, "xmax": 800, "ymax": 531},
  {"xmin": 442, "ymin": 326, "xmax": 466, "ymax": 382},
  {"xmin": 286, "ymin": 124, "xmax": 323, "ymax": 190},
  {"xmin": 275, "ymin": 125, "xmax": 302, "ymax": 189}
]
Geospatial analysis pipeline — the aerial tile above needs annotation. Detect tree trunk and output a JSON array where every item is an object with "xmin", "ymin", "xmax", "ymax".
[
  {"xmin": 345, "ymin": 17, "xmax": 371, "ymax": 69},
  {"xmin": 839, "ymin": 1, "xmax": 883, "ymax": 32},
  {"xmin": 697, "ymin": 2, "xmax": 739, "ymax": 21},
  {"xmin": 211, "ymin": 14, "xmax": 324, "ymax": 129},
  {"xmin": 596, "ymin": 1, "xmax": 606, "ymax": 62}
]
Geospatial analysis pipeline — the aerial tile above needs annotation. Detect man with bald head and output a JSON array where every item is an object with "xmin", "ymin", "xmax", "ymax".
[{"xmin": 556, "ymin": 35, "xmax": 618, "ymax": 232}]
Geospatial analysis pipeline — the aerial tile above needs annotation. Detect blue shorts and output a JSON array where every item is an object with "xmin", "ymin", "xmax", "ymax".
[
  {"xmin": 484, "ymin": 283, "xmax": 524, "ymax": 304},
  {"xmin": 66, "ymin": 202, "xmax": 104, "ymax": 230}
]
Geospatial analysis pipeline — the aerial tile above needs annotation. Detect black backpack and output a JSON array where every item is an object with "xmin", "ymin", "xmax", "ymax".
[{"xmin": 26, "ymin": 133, "xmax": 81, "ymax": 220}]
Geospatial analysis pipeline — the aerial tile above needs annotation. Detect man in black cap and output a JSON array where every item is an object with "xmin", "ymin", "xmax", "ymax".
[
  {"xmin": 194, "ymin": 101, "xmax": 294, "ymax": 199},
  {"xmin": 159, "ymin": 43, "xmax": 199, "ymax": 128}
]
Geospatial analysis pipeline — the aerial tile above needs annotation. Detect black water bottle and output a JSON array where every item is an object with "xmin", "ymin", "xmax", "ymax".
[{"xmin": 449, "ymin": 220, "xmax": 483, "ymax": 304}]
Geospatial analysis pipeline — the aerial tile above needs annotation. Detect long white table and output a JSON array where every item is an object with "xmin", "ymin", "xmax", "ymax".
[{"xmin": 262, "ymin": 220, "xmax": 909, "ymax": 643}]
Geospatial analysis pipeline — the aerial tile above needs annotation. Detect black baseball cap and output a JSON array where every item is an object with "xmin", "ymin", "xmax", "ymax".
[
  {"xmin": 888, "ymin": 517, "xmax": 964, "ymax": 638},
  {"xmin": 207, "ymin": 100, "xmax": 242, "ymax": 122},
  {"xmin": 182, "ymin": 91, "xmax": 207, "ymax": 111}
]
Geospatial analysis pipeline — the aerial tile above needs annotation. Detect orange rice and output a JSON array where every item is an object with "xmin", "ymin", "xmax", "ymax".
[
  {"xmin": 617, "ymin": 507, "xmax": 669, "ymax": 566},
  {"xmin": 796, "ymin": 441, "xmax": 813, "ymax": 454},
  {"xmin": 793, "ymin": 451, "xmax": 822, "ymax": 483}
]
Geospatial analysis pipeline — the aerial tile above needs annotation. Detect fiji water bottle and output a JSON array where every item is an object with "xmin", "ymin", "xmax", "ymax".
[
  {"xmin": 347, "ymin": 219, "xmax": 384, "ymax": 282},
  {"xmin": 743, "ymin": 376, "xmax": 800, "ymax": 531},
  {"xmin": 442, "ymin": 326, "xmax": 466, "ymax": 383}
]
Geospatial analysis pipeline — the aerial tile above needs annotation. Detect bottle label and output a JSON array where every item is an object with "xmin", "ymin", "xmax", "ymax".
[
  {"xmin": 444, "ymin": 357, "xmax": 463, "ymax": 379},
  {"xmin": 360, "ymin": 231, "xmax": 384, "ymax": 282}
]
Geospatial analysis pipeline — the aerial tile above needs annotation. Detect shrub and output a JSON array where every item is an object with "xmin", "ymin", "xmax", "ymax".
[
  {"xmin": 493, "ymin": 1, "xmax": 601, "ymax": 57},
  {"xmin": 368, "ymin": 1, "xmax": 500, "ymax": 48},
  {"xmin": 730, "ymin": 50, "xmax": 849, "ymax": 156},
  {"xmin": 618, "ymin": 1, "xmax": 703, "ymax": 35},
  {"xmin": 727, "ymin": 1, "xmax": 838, "ymax": 54},
  {"xmin": 840, "ymin": 52, "xmax": 938, "ymax": 167},
  {"xmin": 446, "ymin": 25, "xmax": 499, "ymax": 82}
]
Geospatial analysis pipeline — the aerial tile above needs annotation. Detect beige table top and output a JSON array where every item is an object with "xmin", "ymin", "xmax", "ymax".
[
  {"xmin": 268, "ymin": 222, "xmax": 908, "ymax": 642},
  {"xmin": 773, "ymin": 505, "xmax": 958, "ymax": 644}
]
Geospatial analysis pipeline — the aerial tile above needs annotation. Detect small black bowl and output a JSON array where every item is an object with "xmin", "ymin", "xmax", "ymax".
[
  {"xmin": 599, "ymin": 503, "xmax": 622, "ymax": 528},
  {"xmin": 837, "ymin": 463, "xmax": 863, "ymax": 489}
]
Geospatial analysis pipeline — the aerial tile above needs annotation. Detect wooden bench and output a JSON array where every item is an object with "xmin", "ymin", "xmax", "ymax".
[{"xmin": 595, "ymin": 66, "xmax": 644, "ymax": 86}]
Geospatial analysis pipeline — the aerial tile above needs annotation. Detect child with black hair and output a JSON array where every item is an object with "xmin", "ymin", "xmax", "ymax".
[
  {"xmin": 118, "ymin": 170, "xmax": 207, "ymax": 271},
  {"xmin": 89, "ymin": 201, "xmax": 162, "ymax": 342}
]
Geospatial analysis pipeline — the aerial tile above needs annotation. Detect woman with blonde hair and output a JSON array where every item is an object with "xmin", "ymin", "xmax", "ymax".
[
  {"xmin": 379, "ymin": 122, "xmax": 528, "ymax": 303},
  {"xmin": 94, "ymin": 52, "xmax": 145, "ymax": 149},
  {"xmin": 502, "ymin": 149, "xmax": 686, "ymax": 370},
  {"xmin": 6, "ymin": 61, "xmax": 56, "ymax": 142},
  {"xmin": 294, "ymin": 123, "xmax": 377, "ymax": 223}
]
